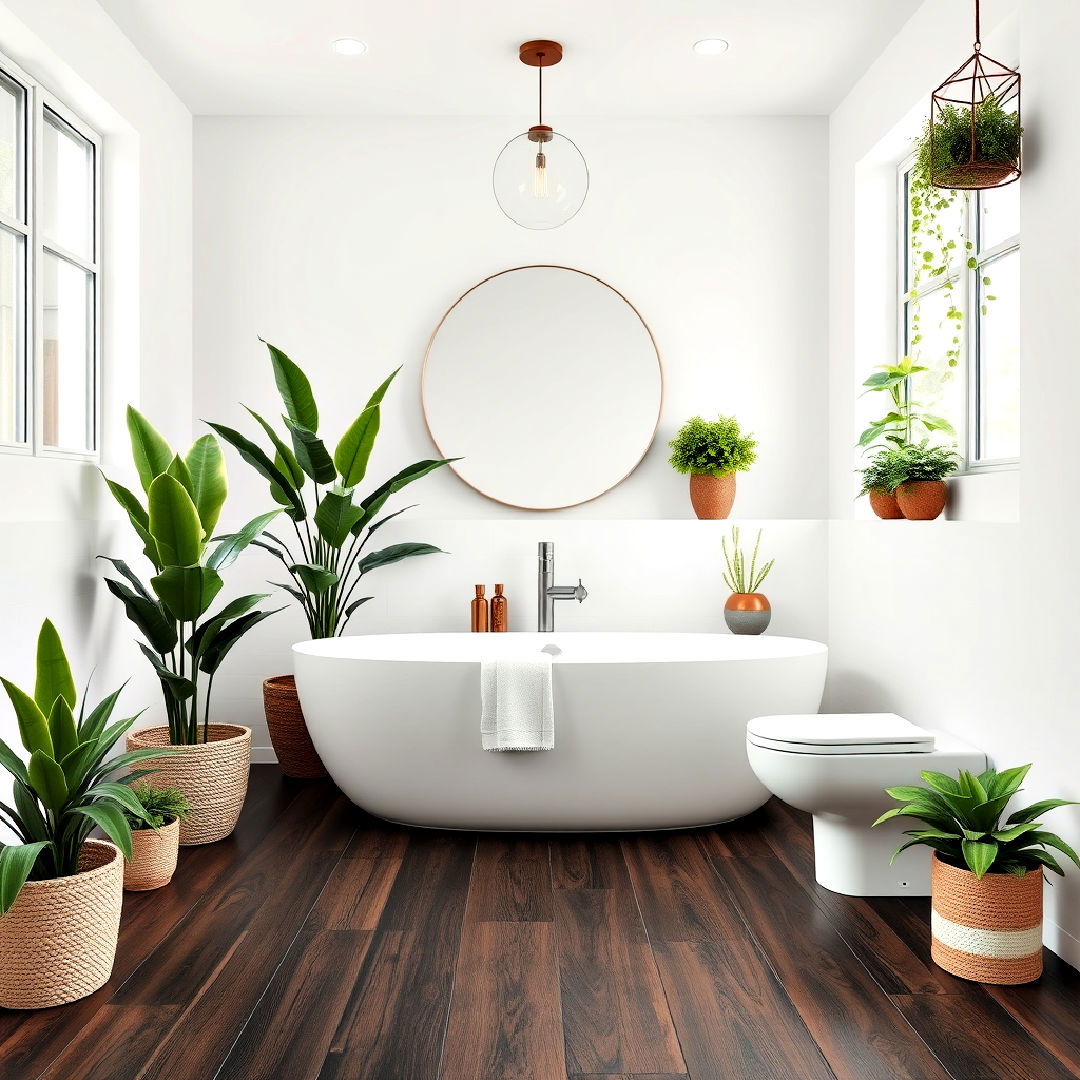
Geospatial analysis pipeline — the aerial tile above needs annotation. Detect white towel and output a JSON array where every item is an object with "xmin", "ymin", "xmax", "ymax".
[{"xmin": 481, "ymin": 653, "xmax": 554, "ymax": 752}]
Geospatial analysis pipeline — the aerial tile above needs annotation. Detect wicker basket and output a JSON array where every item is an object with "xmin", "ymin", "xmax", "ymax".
[
  {"xmin": 0, "ymin": 839, "xmax": 123, "ymax": 1009},
  {"xmin": 123, "ymin": 817, "xmax": 180, "ymax": 891},
  {"xmin": 126, "ymin": 725, "xmax": 251, "ymax": 846},
  {"xmin": 263, "ymin": 675, "xmax": 328, "ymax": 779},
  {"xmin": 930, "ymin": 853, "xmax": 1043, "ymax": 984}
]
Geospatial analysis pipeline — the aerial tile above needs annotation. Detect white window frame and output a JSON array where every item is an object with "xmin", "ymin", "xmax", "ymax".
[
  {"xmin": 897, "ymin": 157, "xmax": 1020, "ymax": 473},
  {"xmin": 0, "ymin": 49, "xmax": 102, "ymax": 461}
]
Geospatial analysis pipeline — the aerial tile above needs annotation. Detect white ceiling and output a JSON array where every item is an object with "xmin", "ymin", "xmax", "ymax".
[{"xmin": 98, "ymin": 0, "xmax": 922, "ymax": 116}]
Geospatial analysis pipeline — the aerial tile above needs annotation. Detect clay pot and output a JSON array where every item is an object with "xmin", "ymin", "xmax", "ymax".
[
  {"xmin": 123, "ymin": 817, "xmax": 180, "ymax": 891},
  {"xmin": 689, "ymin": 473, "xmax": 736, "ymax": 520},
  {"xmin": 263, "ymin": 675, "xmax": 328, "ymax": 779},
  {"xmin": 896, "ymin": 480, "xmax": 947, "ymax": 520},
  {"xmin": 868, "ymin": 487, "xmax": 904, "ymax": 519},
  {"xmin": 126, "ymin": 725, "xmax": 251, "ymax": 846},
  {"xmin": 724, "ymin": 593, "xmax": 772, "ymax": 636},
  {"xmin": 0, "ymin": 840, "xmax": 123, "ymax": 1009},
  {"xmin": 930, "ymin": 853, "xmax": 1043, "ymax": 984}
]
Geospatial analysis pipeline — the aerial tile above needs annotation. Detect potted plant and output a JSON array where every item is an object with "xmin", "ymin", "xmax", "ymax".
[
  {"xmin": 100, "ymin": 407, "xmax": 283, "ymax": 844},
  {"xmin": 891, "ymin": 442, "xmax": 959, "ymax": 520},
  {"xmin": 720, "ymin": 526, "xmax": 775, "ymax": 635},
  {"xmin": 858, "ymin": 448, "xmax": 905, "ymax": 519},
  {"xmin": 874, "ymin": 765, "xmax": 1078, "ymax": 984},
  {"xmin": 859, "ymin": 357, "xmax": 956, "ymax": 452},
  {"xmin": 0, "ymin": 620, "xmax": 163, "ymax": 1008},
  {"xmin": 918, "ymin": 94, "xmax": 1022, "ymax": 191},
  {"xmin": 120, "ymin": 783, "xmax": 191, "ymax": 891},
  {"xmin": 206, "ymin": 341, "xmax": 457, "ymax": 778},
  {"xmin": 668, "ymin": 415, "xmax": 757, "ymax": 520}
]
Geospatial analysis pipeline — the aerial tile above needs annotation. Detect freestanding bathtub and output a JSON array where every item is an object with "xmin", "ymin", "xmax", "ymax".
[{"xmin": 293, "ymin": 632, "xmax": 827, "ymax": 831}]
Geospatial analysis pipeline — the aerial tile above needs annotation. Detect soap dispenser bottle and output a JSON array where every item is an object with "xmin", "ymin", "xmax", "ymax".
[
  {"xmin": 491, "ymin": 584, "xmax": 508, "ymax": 632},
  {"xmin": 471, "ymin": 585, "xmax": 489, "ymax": 632}
]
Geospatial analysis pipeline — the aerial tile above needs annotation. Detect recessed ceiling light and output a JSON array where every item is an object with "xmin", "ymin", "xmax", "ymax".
[
  {"xmin": 331, "ymin": 38, "xmax": 368, "ymax": 56},
  {"xmin": 693, "ymin": 38, "xmax": 730, "ymax": 56}
]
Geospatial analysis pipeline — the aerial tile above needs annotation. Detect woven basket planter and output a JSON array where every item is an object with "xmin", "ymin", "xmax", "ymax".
[
  {"xmin": 123, "ymin": 817, "xmax": 180, "ymax": 891},
  {"xmin": 930, "ymin": 853, "xmax": 1043, "ymax": 984},
  {"xmin": 263, "ymin": 675, "xmax": 328, "ymax": 779},
  {"xmin": 126, "ymin": 725, "xmax": 251, "ymax": 846},
  {"xmin": 0, "ymin": 839, "xmax": 123, "ymax": 1009}
]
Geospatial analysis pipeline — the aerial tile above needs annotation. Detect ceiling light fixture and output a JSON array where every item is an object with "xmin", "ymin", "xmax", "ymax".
[
  {"xmin": 331, "ymin": 38, "xmax": 367, "ymax": 56},
  {"xmin": 492, "ymin": 40, "xmax": 589, "ymax": 230},
  {"xmin": 693, "ymin": 38, "xmax": 730, "ymax": 56}
]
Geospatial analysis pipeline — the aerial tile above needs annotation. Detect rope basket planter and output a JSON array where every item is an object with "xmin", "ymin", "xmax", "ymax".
[
  {"xmin": 123, "ymin": 817, "xmax": 180, "ymax": 891},
  {"xmin": 931, "ymin": 852, "xmax": 1043, "ymax": 984},
  {"xmin": 126, "ymin": 725, "xmax": 251, "ymax": 846},
  {"xmin": 263, "ymin": 675, "xmax": 328, "ymax": 779},
  {"xmin": 0, "ymin": 839, "xmax": 123, "ymax": 1009}
]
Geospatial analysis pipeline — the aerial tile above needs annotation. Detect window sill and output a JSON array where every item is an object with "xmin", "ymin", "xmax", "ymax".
[{"xmin": 944, "ymin": 467, "xmax": 1018, "ymax": 522}]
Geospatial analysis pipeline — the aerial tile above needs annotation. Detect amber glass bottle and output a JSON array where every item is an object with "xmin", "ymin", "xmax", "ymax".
[
  {"xmin": 491, "ymin": 584, "xmax": 508, "ymax": 632},
  {"xmin": 471, "ymin": 585, "xmax": 489, "ymax": 632}
]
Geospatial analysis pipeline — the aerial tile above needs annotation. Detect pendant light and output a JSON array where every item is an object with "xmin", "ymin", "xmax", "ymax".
[{"xmin": 492, "ymin": 41, "xmax": 589, "ymax": 229}]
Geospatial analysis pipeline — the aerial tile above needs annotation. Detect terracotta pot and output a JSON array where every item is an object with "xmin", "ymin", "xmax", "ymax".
[
  {"xmin": 123, "ymin": 817, "xmax": 180, "ymax": 891},
  {"xmin": 689, "ymin": 472, "xmax": 736, "ymax": 520},
  {"xmin": 263, "ymin": 675, "xmax": 328, "ymax": 779},
  {"xmin": 868, "ymin": 487, "xmax": 904, "ymax": 519},
  {"xmin": 724, "ymin": 593, "xmax": 771, "ymax": 635},
  {"xmin": 126, "ymin": 725, "xmax": 251, "ymax": 846},
  {"xmin": 896, "ymin": 480, "xmax": 947, "ymax": 520},
  {"xmin": 930, "ymin": 853, "xmax": 1043, "ymax": 984},
  {"xmin": 0, "ymin": 839, "xmax": 123, "ymax": 1009}
]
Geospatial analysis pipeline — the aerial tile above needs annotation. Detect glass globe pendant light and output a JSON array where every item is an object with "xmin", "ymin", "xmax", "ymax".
[{"xmin": 493, "ymin": 40, "xmax": 589, "ymax": 230}]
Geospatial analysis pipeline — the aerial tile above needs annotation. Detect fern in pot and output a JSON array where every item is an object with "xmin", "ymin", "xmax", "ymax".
[
  {"xmin": 874, "ymin": 765, "xmax": 1078, "ymax": 984},
  {"xmin": 669, "ymin": 415, "xmax": 757, "ymax": 520},
  {"xmin": 120, "ymin": 783, "xmax": 191, "ymax": 892},
  {"xmin": 206, "ymin": 341, "xmax": 456, "ymax": 778}
]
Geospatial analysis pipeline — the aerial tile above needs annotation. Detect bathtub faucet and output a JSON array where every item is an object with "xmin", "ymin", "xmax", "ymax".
[{"xmin": 538, "ymin": 542, "xmax": 587, "ymax": 632}]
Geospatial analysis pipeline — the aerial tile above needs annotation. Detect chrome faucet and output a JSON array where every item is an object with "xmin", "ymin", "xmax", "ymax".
[{"xmin": 538, "ymin": 542, "xmax": 587, "ymax": 632}]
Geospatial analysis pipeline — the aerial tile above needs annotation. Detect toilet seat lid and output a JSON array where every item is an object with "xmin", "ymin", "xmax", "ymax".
[{"xmin": 746, "ymin": 713, "xmax": 936, "ymax": 754}]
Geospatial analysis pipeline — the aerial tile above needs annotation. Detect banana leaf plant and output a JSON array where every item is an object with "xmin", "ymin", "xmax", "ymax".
[
  {"xmin": 206, "ymin": 341, "xmax": 458, "ymax": 638},
  {"xmin": 0, "ymin": 620, "xmax": 168, "ymax": 913},
  {"xmin": 100, "ymin": 407, "xmax": 283, "ymax": 745}
]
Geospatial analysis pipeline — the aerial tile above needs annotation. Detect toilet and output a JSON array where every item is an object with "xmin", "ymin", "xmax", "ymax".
[{"xmin": 746, "ymin": 713, "xmax": 986, "ymax": 897}]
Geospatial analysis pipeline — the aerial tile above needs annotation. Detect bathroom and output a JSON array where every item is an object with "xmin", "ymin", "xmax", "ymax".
[{"xmin": 0, "ymin": 0, "xmax": 1078, "ymax": 1077}]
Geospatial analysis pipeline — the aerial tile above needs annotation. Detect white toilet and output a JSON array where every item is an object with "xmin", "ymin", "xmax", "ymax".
[{"xmin": 746, "ymin": 713, "xmax": 985, "ymax": 897}]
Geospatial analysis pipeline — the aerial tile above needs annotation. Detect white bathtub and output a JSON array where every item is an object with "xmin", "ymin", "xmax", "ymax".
[{"xmin": 293, "ymin": 632, "xmax": 827, "ymax": 831}]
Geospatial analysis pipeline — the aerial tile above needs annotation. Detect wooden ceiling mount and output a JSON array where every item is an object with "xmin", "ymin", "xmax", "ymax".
[{"xmin": 519, "ymin": 40, "xmax": 563, "ymax": 67}]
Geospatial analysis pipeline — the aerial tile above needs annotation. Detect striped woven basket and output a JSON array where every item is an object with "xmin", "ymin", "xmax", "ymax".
[
  {"xmin": 126, "ymin": 725, "xmax": 251, "ymax": 846},
  {"xmin": 930, "ymin": 853, "xmax": 1043, "ymax": 984},
  {"xmin": 123, "ymin": 817, "xmax": 180, "ymax": 891},
  {"xmin": 0, "ymin": 840, "xmax": 123, "ymax": 1009}
]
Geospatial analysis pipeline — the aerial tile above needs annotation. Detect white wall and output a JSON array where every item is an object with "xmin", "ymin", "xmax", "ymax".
[{"xmin": 826, "ymin": 0, "xmax": 1080, "ymax": 967}]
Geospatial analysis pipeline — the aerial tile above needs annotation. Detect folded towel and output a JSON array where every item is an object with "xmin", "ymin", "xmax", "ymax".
[{"xmin": 481, "ymin": 653, "xmax": 554, "ymax": 752}]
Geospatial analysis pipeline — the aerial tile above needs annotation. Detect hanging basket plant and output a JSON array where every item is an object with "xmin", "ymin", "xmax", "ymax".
[{"xmin": 924, "ymin": 0, "xmax": 1021, "ymax": 191}]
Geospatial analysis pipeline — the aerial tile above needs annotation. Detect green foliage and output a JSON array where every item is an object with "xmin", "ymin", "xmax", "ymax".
[
  {"xmin": 0, "ymin": 621, "xmax": 169, "ymax": 913},
  {"xmin": 914, "ymin": 94, "xmax": 1022, "ymax": 189},
  {"xmin": 100, "ymin": 407, "xmax": 283, "ymax": 745},
  {"xmin": 207, "ymin": 342, "xmax": 458, "ymax": 639},
  {"xmin": 858, "ymin": 442, "xmax": 959, "ymax": 496},
  {"xmin": 121, "ymin": 782, "xmax": 191, "ymax": 831},
  {"xmin": 668, "ymin": 416, "xmax": 757, "ymax": 477},
  {"xmin": 720, "ymin": 526, "xmax": 774, "ymax": 595},
  {"xmin": 873, "ymin": 765, "xmax": 1080, "ymax": 880},
  {"xmin": 858, "ymin": 357, "xmax": 956, "ymax": 452}
]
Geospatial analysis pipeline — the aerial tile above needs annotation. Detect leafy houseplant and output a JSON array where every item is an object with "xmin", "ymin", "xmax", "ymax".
[
  {"xmin": 120, "ymin": 783, "xmax": 191, "ymax": 892},
  {"xmin": 668, "ymin": 415, "xmax": 757, "ymax": 520},
  {"xmin": 122, "ymin": 783, "xmax": 191, "ymax": 831},
  {"xmin": 0, "ymin": 621, "xmax": 163, "ymax": 1008},
  {"xmin": 918, "ymin": 94, "xmax": 1022, "ymax": 191},
  {"xmin": 858, "ymin": 449, "xmax": 906, "ymax": 520},
  {"xmin": 891, "ymin": 442, "xmax": 959, "ymax": 521},
  {"xmin": 720, "ymin": 526, "xmax": 775, "ymax": 636},
  {"xmin": 873, "ymin": 765, "xmax": 1078, "ymax": 984},
  {"xmin": 859, "ymin": 358, "xmax": 956, "ymax": 452}
]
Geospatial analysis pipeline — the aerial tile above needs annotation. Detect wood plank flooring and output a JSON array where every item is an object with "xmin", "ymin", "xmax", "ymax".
[{"xmin": 3, "ymin": 767, "xmax": 1079, "ymax": 1080}]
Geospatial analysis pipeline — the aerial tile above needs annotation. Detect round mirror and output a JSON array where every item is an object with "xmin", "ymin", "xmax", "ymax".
[{"xmin": 422, "ymin": 266, "xmax": 663, "ymax": 510}]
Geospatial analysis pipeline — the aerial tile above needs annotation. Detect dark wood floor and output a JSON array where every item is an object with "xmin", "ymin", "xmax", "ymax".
[{"xmin": 2, "ymin": 767, "xmax": 1079, "ymax": 1080}]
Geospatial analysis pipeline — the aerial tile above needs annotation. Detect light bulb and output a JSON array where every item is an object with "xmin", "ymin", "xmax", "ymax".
[{"xmin": 532, "ymin": 151, "xmax": 549, "ymax": 199}]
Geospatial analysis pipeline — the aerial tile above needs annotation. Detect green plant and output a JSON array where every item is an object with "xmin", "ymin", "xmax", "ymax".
[
  {"xmin": 858, "ymin": 448, "xmax": 903, "ymax": 497},
  {"xmin": 721, "ymin": 526, "xmax": 774, "ymax": 594},
  {"xmin": 858, "ymin": 442, "xmax": 958, "ymax": 497},
  {"xmin": 859, "ymin": 358, "xmax": 956, "ymax": 451},
  {"xmin": 874, "ymin": 765, "xmax": 1080, "ymax": 880},
  {"xmin": 668, "ymin": 415, "xmax": 757, "ymax": 477},
  {"xmin": 916, "ymin": 95, "xmax": 1022, "ymax": 189},
  {"xmin": 100, "ymin": 408, "xmax": 283, "ymax": 746},
  {"xmin": 121, "ymin": 782, "xmax": 190, "ymax": 831},
  {"xmin": 206, "ymin": 341, "xmax": 457, "ymax": 639},
  {"xmin": 0, "ymin": 620, "xmax": 168, "ymax": 913}
]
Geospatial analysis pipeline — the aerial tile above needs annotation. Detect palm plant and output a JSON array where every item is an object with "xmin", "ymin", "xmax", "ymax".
[
  {"xmin": 0, "ymin": 621, "xmax": 165, "ymax": 913},
  {"xmin": 100, "ymin": 408, "xmax": 283, "ymax": 745},
  {"xmin": 206, "ymin": 341, "xmax": 457, "ymax": 639}
]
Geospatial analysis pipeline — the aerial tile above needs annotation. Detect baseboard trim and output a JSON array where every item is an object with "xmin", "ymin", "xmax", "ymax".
[
  {"xmin": 252, "ymin": 745, "xmax": 278, "ymax": 766},
  {"xmin": 1045, "ymin": 919, "xmax": 1080, "ymax": 972}
]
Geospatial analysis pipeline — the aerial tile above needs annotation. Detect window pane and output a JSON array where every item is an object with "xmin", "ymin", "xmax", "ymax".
[
  {"xmin": 42, "ymin": 110, "xmax": 93, "ymax": 260},
  {"xmin": 908, "ymin": 286, "xmax": 964, "ymax": 446},
  {"xmin": 978, "ymin": 250, "xmax": 1020, "ymax": 461},
  {"xmin": 42, "ymin": 252, "xmax": 93, "ymax": 450},
  {"xmin": 0, "ymin": 72, "xmax": 23, "ymax": 221},
  {"xmin": 0, "ymin": 226, "xmax": 25, "ymax": 442},
  {"xmin": 979, "ymin": 182, "xmax": 1020, "ymax": 251}
]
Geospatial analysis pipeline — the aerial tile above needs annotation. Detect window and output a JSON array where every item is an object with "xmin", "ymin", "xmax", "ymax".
[
  {"xmin": 899, "ymin": 162, "xmax": 1020, "ymax": 469},
  {"xmin": 0, "ymin": 51, "xmax": 100, "ymax": 458}
]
